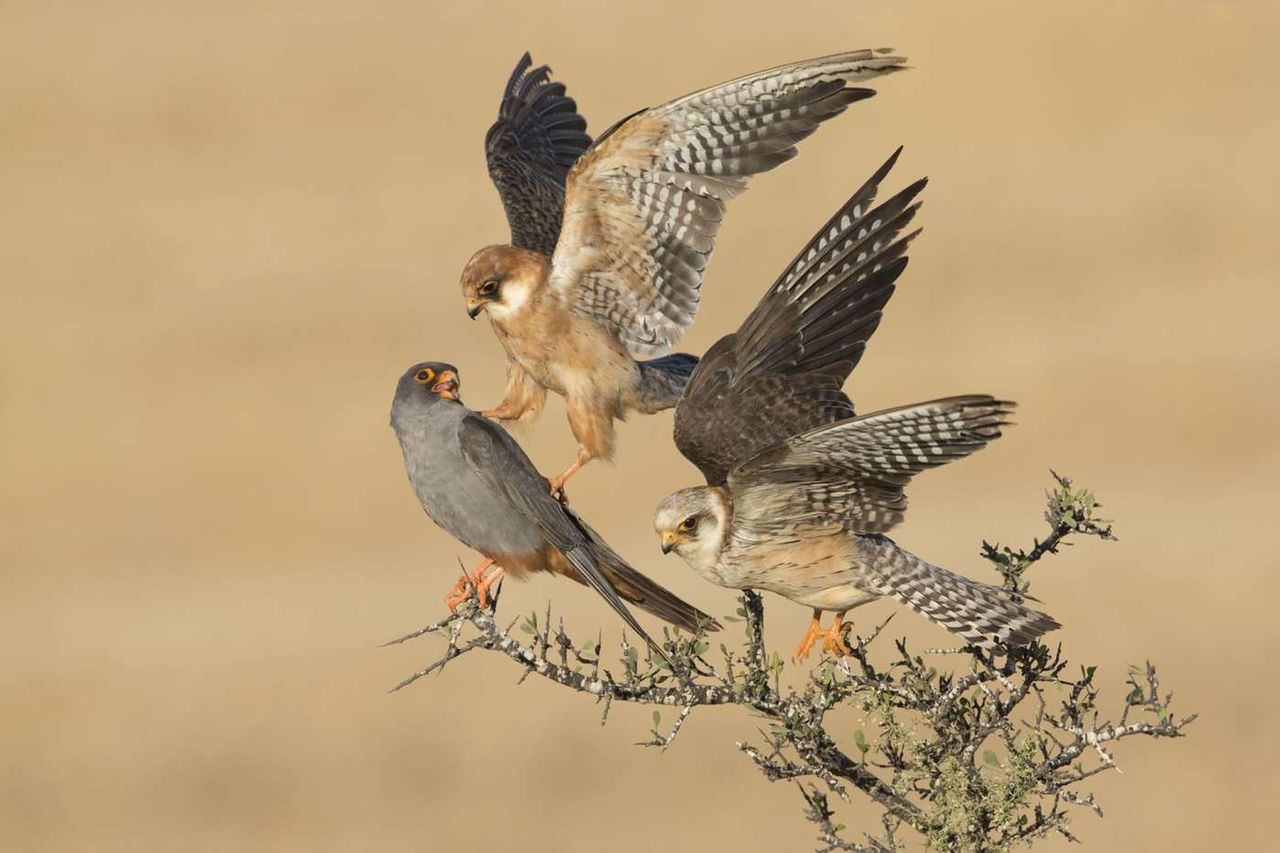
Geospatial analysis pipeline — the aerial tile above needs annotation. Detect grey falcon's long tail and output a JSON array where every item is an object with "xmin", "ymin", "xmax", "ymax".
[
  {"xmin": 633, "ymin": 352, "xmax": 700, "ymax": 413},
  {"xmin": 594, "ymin": 548, "xmax": 721, "ymax": 635},
  {"xmin": 859, "ymin": 534, "xmax": 1059, "ymax": 648},
  {"xmin": 565, "ymin": 508, "xmax": 720, "ymax": 635}
]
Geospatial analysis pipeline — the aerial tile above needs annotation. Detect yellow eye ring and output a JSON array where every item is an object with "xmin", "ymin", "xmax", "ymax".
[
  {"xmin": 415, "ymin": 368, "xmax": 435, "ymax": 384},
  {"xmin": 677, "ymin": 516, "xmax": 696, "ymax": 533}
]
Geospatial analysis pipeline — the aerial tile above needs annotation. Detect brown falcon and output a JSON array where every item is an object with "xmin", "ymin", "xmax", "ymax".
[
  {"xmin": 653, "ymin": 153, "xmax": 1060, "ymax": 658},
  {"xmin": 461, "ymin": 49, "xmax": 908, "ymax": 497}
]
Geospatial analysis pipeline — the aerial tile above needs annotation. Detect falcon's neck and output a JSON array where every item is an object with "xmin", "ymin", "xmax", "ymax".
[{"xmin": 680, "ymin": 486, "xmax": 736, "ymax": 583}]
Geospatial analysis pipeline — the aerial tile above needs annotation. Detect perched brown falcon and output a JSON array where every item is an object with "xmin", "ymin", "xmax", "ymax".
[
  {"xmin": 654, "ymin": 153, "xmax": 1059, "ymax": 659},
  {"xmin": 462, "ymin": 50, "xmax": 908, "ymax": 497}
]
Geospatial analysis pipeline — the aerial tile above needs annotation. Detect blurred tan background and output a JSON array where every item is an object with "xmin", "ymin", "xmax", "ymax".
[{"xmin": 3, "ymin": 1, "xmax": 1278, "ymax": 849}]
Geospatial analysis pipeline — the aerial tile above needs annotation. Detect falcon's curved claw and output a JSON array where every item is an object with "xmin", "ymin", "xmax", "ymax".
[
  {"xmin": 547, "ymin": 450, "xmax": 591, "ymax": 504},
  {"xmin": 473, "ymin": 565, "xmax": 505, "ymax": 609},
  {"xmin": 443, "ymin": 558, "xmax": 497, "ymax": 611},
  {"xmin": 821, "ymin": 613, "xmax": 852, "ymax": 657},
  {"xmin": 793, "ymin": 611, "xmax": 825, "ymax": 662},
  {"xmin": 443, "ymin": 576, "xmax": 471, "ymax": 611},
  {"xmin": 546, "ymin": 471, "xmax": 578, "ymax": 504}
]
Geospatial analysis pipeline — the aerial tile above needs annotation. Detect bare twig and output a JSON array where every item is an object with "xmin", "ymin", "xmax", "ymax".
[{"xmin": 387, "ymin": 474, "xmax": 1192, "ymax": 850}]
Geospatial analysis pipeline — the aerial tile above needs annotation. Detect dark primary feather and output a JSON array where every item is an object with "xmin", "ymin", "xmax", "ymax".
[
  {"xmin": 485, "ymin": 52, "xmax": 592, "ymax": 255},
  {"xmin": 674, "ymin": 150, "xmax": 925, "ymax": 484}
]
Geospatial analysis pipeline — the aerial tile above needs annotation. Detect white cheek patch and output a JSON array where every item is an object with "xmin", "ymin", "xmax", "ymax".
[{"xmin": 488, "ymin": 280, "xmax": 532, "ymax": 319}]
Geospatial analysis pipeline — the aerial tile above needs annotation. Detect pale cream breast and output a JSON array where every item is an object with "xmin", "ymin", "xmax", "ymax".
[{"xmin": 724, "ymin": 531, "xmax": 878, "ymax": 609}]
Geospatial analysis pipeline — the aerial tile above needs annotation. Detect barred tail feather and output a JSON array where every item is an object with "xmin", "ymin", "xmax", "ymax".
[{"xmin": 864, "ymin": 536, "xmax": 1059, "ymax": 648}]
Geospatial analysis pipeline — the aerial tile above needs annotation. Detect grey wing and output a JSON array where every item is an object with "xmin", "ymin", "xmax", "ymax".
[
  {"xmin": 485, "ymin": 52, "xmax": 592, "ymax": 256},
  {"xmin": 551, "ymin": 49, "xmax": 906, "ymax": 359},
  {"xmin": 455, "ymin": 415, "xmax": 659, "ymax": 648},
  {"xmin": 727, "ymin": 397, "xmax": 1016, "ymax": 539},
  {"xmin": 674, "ymin": 150, "xmax": 924, "ymax": 485}
]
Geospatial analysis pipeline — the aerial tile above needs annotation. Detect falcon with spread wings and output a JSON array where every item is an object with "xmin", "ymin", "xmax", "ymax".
[
  {"xmin": 461, "ymin": 50, "xmax": 908, "ymax": 497},
  {"xmin": 653, "ymin": 154, "xmax": 1059, "ymax": 658}
]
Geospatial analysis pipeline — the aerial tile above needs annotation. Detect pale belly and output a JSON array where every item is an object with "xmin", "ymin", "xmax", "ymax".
[{"xmin": 724, "ymin": 535, "xmax": 882, "ymax": 612}]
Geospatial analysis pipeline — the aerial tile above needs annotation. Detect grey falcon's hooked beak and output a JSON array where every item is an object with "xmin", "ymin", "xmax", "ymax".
[{"xmin": 432, "ymin": 369, "xmax": 460, "ymax": 401}]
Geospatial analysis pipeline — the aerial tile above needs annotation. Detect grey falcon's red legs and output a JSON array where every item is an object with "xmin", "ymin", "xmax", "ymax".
[{"xmin": 444, "ymin": 558, "xmax": 504, "ymax": 610}]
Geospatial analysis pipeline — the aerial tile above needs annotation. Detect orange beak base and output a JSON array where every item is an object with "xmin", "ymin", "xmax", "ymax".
[{"xmin": 432, "ymin": 370, "xmax": 460, "ymax": 400}]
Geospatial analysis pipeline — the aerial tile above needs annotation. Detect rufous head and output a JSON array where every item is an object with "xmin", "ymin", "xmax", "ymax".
[{"xmin": 459, "ymin": 245, "xmax": 548, "ymax": 321}]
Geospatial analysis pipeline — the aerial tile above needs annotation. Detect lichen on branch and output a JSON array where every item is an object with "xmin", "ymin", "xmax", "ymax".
[{"xmin": 387, "ymin": 474, "xmax": 1193, "ymax": 851}]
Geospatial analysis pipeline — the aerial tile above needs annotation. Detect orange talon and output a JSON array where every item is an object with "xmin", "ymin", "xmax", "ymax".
[
  {"xmin": 473, "ymin": 565, "xmax": 505, "ymax": 609},
  {"xmin": 793, "ymin": 610, "xmax": 824, "ymax": 662},
  {"xmin": 442, "ymin": 558, "xmax": 495, "ymax": 611},
  {"xmin": 443, "ymin": 576, "xmax": 471, "ymax": 611},
  {"xmin": 547, "ymin": 456, "xmax": 588, "ymax": 503},
  {"xmin": 821, "ymin": 611, "xmax": 852, "ymax": 657}
]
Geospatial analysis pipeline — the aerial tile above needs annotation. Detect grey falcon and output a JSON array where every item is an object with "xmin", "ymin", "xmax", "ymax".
[
  {"xmin": 389, "ymin": 361, "xmax": 717, "ymax": 645},
  {"xmin": 653, "ymin": 153, "xmax": 1059, "ymax": 659},
  {"xmin": 459, "ymin": 49, "xmax": 908, "ymax": 498}
]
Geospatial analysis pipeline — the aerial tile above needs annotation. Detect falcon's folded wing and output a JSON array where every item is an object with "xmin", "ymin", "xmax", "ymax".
[
  {"xmin": 456, "ymin": 413, "xmax": 658, "ymax": 648},
  {"xmin": 549, "ymin": 49, "xmax": 907, "ymax": 359},
  {"xmin": 674, "ymin": 150, "xmax": 924, "ymax": 485},
  {"xmin": 727, "ymin": 397, "xmax": 1015, "ymax": 539},
  {"xmin": 485, "ymin": 52, "xmax": 592, "ymax": 256}
]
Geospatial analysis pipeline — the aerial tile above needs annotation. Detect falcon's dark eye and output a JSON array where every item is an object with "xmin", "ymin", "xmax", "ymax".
[
  {"xmin": 415, "ymin": 368, "xmax": 434, "ymax": 384},
  {"xmin": 479, "ymin": 279, "xmax": 500, "ymax": 297},
  {"xmin": 678, "ymin": 515, "xmax": 698, "ymax": 533}
]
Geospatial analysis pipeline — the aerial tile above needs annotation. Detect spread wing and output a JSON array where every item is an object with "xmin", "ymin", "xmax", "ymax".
[
  {"xmin": 485, "ymin": 52, "xmax": 592, "ymax": 256},
  {"xmin": 456, "ymin": 414, "xmax": 657, "ymax": 648},
  {"xmin": 674, "ymin": 150, "xmax": 925, "ymax": 485},
  {"xmin": 727, "ymin": 397, "xmax": 1015, "ymax": 541},
  {"xmin": 548, "ymin": 49, "xmax": 907, "ymax": 358}
]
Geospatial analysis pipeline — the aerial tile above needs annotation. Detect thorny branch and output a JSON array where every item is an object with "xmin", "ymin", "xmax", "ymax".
[{"xmin": 387, "ymin": 475, "xmax": 1194, "ymax": 851}]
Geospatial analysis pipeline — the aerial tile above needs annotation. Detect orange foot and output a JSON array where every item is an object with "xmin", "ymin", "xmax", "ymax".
[
  {"xmin": 546, "ymin": 472, "xmax": 573, "ymax": 505},
  {"xmin": 473, "ymin": 564, "xmax": 505, "ymax": 609},
  {"xmin": 793, "ymin": 610, "xmax": 824, "ymax": 661},
  {"xmin": 547, "ymin": 455, "xmax": 589, "ymax": 504},
  {"xmin": 821, "ymin": 612, "xmax": 852, "ymax": 657},
  {"xmin": 443, "ymin": 558, "xmax": 496, "ymax": 611}
]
